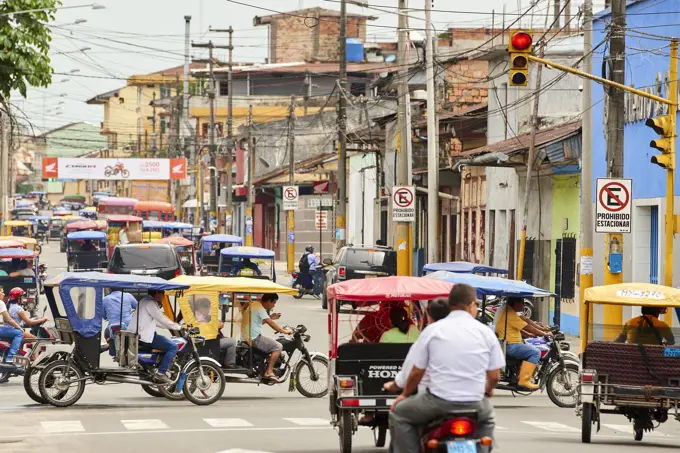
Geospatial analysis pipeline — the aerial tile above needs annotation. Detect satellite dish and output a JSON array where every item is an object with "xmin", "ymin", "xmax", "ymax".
[{"xmin": 379, "ymin": 72, "xmax": 388, "ymax": 78}]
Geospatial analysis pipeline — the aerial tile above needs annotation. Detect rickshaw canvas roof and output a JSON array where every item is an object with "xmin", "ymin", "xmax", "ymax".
[
  {"xmin": 153, "ymin": 236, "xmax": 194, "ymax": 247},
  {"xmin": 169, "ymin": 275, "xmax": 297, "ymax": 295},
  {"xmin": 0, "ymin": 239, "xmax": 28, "ymax": 248},
  {"xmin": 45, "ymin": 272, "xmax": 190, "ymax": 290},
  {"xmin": 220, "ymin": 246, "xmax": 275, "ymax": 258},
  {"xmin": 425, "ymin": 271, "xmax": 553, "ymax": 298},
  {"xmin": 29, "ymin": 216, "xmax": 50, "ymax": 221},
  {"xmin": 107, "ymin": 215, "xmax": 143, "ymax": 222},
  {"xmin": 0, "ymin": 236, "xmax": 37, "ymax": 245},
  {"xmin": 201, "ymin": 234, "xmax": 243, "ymax": 244},
  {"xmin": 64, "ymin": 221, "xmax": 99, "ymax": 231},
  {"xmin": 0, "ymin": 248, "xmax": 38, "ymax": 258},
  {"xmin": 4, "ymin": 220, "xmax": 30, "ymax": 226},
  {"xmin": 165, "ymin": 222, "xmax": 192, "ymax": 229},
  {"xmin": 67, "ymin": 231, "xmax": 107, "ymax": 241},
  {"xmin": 326, "ymin": 276, "xmax": 454, "ymax": 302},
  {"xmin": 142, "ymin": 220, "xmax": 164, "ymax": 228},
  {"xmin": 422, "ymin": 261, "xmax": 509, "ymax": 275},
  {"xmin": 584, "ymin": 283, "xmax": 680, "ymax": 307}
]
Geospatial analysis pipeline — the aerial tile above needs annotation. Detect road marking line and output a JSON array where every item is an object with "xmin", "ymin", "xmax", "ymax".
[
  {"xmin": 204, "ymin": 418, "xmax": 254, "ymax": 428},
  {"xmin": 494, "ymin": 425, "xmax": 508, "ymax": 430},
  {"xmin": 521, "ymin": 421, "xmax": 580, "ymax": 432},
  {"xmin": 602, "ymin": 424, "xmax": 671, "ymax": 437},
  {"xmin": 121, "ymin": 419, "xmax": 169, "ymax": 431},
  {"xmin": 41, "ymin": 421, "xmax": 85, "ymax": 433},
  {"xmin": 215, "ymin": 449, "xmax": 275, "ymax": 453},
  {"xmin": 284, "ymin": 418, "xmax": 329, "ymax": 426}
]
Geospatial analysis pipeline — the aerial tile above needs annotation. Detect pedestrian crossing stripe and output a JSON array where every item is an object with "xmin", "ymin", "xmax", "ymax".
[
  {"xmin": 521, "ymin": 421, "xmax": 580, "ymax": 432},
  {"xmin": 282, "ymin": 418, "xmax": 329, "ymax": 426},
  {"xmin": 602, "ymin": 424, "xmax": 670, "ymax": 437},
  {"xmin": 41, "ymin": 421, "xmax": 85, "ymax": 433},
  {"xmin": 121, "ymin": 420, "xmax": 169, "ymax": 431},
  {"xmin": 204, "ymin": 419, "xmax": 254, "ymax": 428}
]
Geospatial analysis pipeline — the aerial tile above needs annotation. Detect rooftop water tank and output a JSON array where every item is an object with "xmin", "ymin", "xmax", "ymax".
[{"xmin": 346, "ymin": 38, "xmax": 364, "ymax": 63}]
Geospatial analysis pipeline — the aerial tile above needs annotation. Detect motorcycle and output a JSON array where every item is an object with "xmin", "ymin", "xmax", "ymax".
[
  {"xmin": 104, "ymin": 163, "xmax": 130, "ymax": 178},
  {"xmin": 0, "ymin": 321, "xmax": 56, "ymax": 383},
  {"xmin": 291, "ymin": 272, "xmax": 318, "ymax": 299},
  {"xmin": 498, "ymin": 327, "xmax": 579, "ymax": 408},
  {"xmin": 421, "ymin": 409, "xmax": 493, "ymax": 453},
  {"xmin": 225, "ymin": 324, "xmax": 329, "ymax": 398}
]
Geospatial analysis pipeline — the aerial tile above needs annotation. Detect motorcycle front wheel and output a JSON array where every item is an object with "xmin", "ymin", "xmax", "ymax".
[
  {"xmin": 182, "ymin": 360, "xmax": 225, "ymax": 406},
  {"xmin": 294, "ymin": 356, "xmax": 329, "ymax": 398},
  {"xmin": 546, "ymin": 361, "xmax": 579, "ymax": 408}
]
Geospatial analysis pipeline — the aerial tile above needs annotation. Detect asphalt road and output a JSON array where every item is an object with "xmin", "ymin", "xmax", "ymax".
[{"xmin": 1, "ymin": 242, "xmax": 679, "ymax": 453}]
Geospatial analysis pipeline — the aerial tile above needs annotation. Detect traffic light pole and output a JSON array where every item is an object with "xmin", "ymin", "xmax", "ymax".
[{"xmin": 665, "ymin": 39, "xmax": 678, "ymax": 290}]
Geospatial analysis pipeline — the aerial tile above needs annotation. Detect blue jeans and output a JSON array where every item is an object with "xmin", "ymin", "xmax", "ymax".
[
  {"xmin": 311, "ymin": 269, "xmax": 324, "ymax": 295},
  {"xmin": 0, "ymin": 326, "xmax": 23, "ymax": 361},
  {"xmin": 506, "ymin": 343, "xmax": 541, "ymax": 364},
  {"xmin": 141, "ymin": 333, "xmax": 178, "ymax": 374}
]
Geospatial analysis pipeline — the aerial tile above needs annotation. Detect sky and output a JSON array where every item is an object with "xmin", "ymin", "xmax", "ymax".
[{"xmin": 12, "ymin": 0, "xmax": 604, "ymax": 135}]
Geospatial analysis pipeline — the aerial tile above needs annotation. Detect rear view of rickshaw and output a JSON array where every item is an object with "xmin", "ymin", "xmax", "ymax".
[
  {"xmin": 30, "ymin": 216, "xmax": 51, "ymax": 244},
  {"xmin": 154, "ymin": 236, "xmax": 197, "ymax": 275},
  {"xmin": 2, "ymin": 220, "xmax": 32, "ymax": 238},
  {"xmin": 38, "ymin": 272, "xmax": 225, "ymax": 407},
  {"xmin": 578, "ymin": 283, "xmax": 680, "ymax": 443},
  {"xmin": 219, "ymin": 246, "xmax": 276, "ymax": 280},
  {"xmin": 66, "ymin": 231, "xmax": 108, "ymax": 271},
  {"xmin": 198, "ymin": 234, "xmax": 243, "ymax": 276},
  {"xmin": 327, "ymin": 276, "xmax": 485, "ymax": 453}
]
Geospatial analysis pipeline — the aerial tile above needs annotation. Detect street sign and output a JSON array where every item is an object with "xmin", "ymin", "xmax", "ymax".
[
  {"xmin": 282, "ymin": 186, "xmax": 299, "ymax": 211},
  {"xmin": 315, "ymin": 210, "xmax": 328, "ymax": 230},
  {"xmin": 596, "ymin": 178, "xmax": 632, "ymax": 233},
  {"xmin": 392, "ymin": 186, "xmax": 415, "ymax": 222},
  {"xmin": 313, "ymin": 181, "xmax": 330, "ymax": 194},
  {"xmin": 307, "ymin": 198, "xmax": 333, "ymax": 208}
]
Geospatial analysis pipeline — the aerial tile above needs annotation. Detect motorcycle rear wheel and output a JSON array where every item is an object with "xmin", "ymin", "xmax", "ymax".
[
  {"xmin": 38, "ymin": 360, "xmax": 85, "ymax": 408},
  {"xmin": 293, "ymin": 284, "xmax": 303, "ymax": 299},
  {"xmin": 24, "ymin": 366, "xmax": 47, "ymax": 404},
  {"xmin": 339, "ymin": 410, "xmax": 353, "ymax": 453}
]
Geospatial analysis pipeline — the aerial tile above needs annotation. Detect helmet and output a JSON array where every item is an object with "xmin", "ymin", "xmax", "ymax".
[
  {"xmin": 306, "ymin": 245, "xmax": 315, "ymax": 252},
  {"xmin": 9, "ymin": 287, "xmax": 25, "ymax": 300}
]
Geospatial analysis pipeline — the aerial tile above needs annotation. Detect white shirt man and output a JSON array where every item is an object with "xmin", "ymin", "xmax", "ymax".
[{"xmin": 389, "ymin": 284, "xmax": 505, "ymax": 453}]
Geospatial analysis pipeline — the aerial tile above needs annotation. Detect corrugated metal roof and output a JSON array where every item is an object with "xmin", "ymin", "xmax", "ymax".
[{"xmin": 458, "ymin": 120, "xmax": 581, "ymax": 157}]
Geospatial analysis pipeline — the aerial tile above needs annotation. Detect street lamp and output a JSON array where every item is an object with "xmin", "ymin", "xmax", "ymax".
[
  {"xmin": 74, "ymin": 18, "xmax": 87, "ymax": 25},
  {"xmin": 0, "ymin": 3, "xmax": 106, "ymax": 16},
  {"xmin": 68, "ymin": 69, "xmax": 80, "ymax": 74}
]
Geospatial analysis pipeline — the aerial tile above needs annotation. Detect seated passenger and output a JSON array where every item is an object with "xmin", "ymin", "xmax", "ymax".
[
  {"xmin": 218, "ymin": 320, "xmax": 236, "ymax": 369},
  {"xmin": 0, "ymin": 288, "xmax": 25, "ymax": 376},
  {"xmin": 351, "ymin": 301, "xmax": 408, "ymax": 343},
  {"xmin": 233, "ymin": 258, "xmax": 262, "ymax": 277},
  {"xmin": 615, "ymin": 307, "xmax": 675, "ymax": 345},
  {"xmin": 10, "ymin": 260, "xmax": 34, "ymax": 278},
  {"xmin": 6, "ymin": 287, "xmax": 48, "ymax": 340},
  {"xmin": 380, "ymin": 306, "xmax": 420, "ymax": 343},
  {"xmin": 80, "ymin": 239, "xmax": 97, "ymax": 252},
  {"xmin": 494, "ymin": 297, "xmax": 551, "ymax": 390}
]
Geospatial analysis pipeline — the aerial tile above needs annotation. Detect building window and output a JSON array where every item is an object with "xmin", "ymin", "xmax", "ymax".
[
  {"xmin": 160, "ymin": 86, "xmax": 171, "ymax": 99},
  {"xmin": 219, "ymin": 81, "xmax": 229, "ymax": 96},
  {"xmin": 555, "ymin": 234, "xmax": 577, "ymax": 300}
]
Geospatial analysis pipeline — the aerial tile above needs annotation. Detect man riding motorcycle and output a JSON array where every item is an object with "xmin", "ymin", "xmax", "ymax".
[
  {"xmin": 494, "ymin": 297, "xmax": 551, "ymax": 390},
  {"xmin": 0, "ymin": 288, "xmax": 26, "ymax": 376},
  {"xmin": 389, "ymin": 284, "xmax": 505, "ymax": 453}
]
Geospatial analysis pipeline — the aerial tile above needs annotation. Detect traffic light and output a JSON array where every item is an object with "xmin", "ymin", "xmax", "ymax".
[
  {"xmin": 508, "ymin": 30, "xmax": 533, "ymax": 87},
  {"xmin": 646, "ymin": 115, "xmax": 675, "ymax": 169}
]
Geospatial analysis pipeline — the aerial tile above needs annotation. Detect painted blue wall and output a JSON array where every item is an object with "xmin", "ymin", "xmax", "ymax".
[{"xmin": 592, "ymin": 1, "xmax": 680, "ymax": 200}]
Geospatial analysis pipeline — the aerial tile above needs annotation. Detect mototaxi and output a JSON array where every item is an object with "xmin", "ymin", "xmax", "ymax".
[
  {"xmin": 218, "ymin": 246, "xmax": 276, "ymax": 281},
  {"xmin": 61, "ymin": 220, "xmax": 101, "ymax": 253},
  {"xmin": 106, "ymin": 215, "xmax": 143, "ymax": 256},
  {"xmin": 37, "ymin": 272, "xmax": 225, "ymax": 407},
  {"xmin": 2, "ymin": 220, "xmax": 32, "ymax": 238},
  {"xmin": 79, "ymin": 207, "xmax": 98, "ymax": 220},
  {"xmin": 142, "ymin": 220, "xmax": 165, "ymax": 242},
  {"xmin": 153, "ymin": 236, "xmax": 197, "ymax": 275},
  {"xmin": 327, "ymin": 276, "xmax": 457, "ymax": 453},
  {"xmin": 198, "ymin": 234, "xmax": 242, "ymax": 276},
  {"xmin": 0, "ymin": 236, "xmax": 39, "ymax": 252},
  {"xmin": 425, "ymin": 271, "xmax": 579, "ymax": 408},
  {"xmin": 167, "ymin": 275, "xmax": 327, "ymax": 397},
  {"xmin": 0, "ymin": 248, "xmax": 40, "ymax": 316},
  {"xmin": 66, "ymin": 231, "xmax": 108, "ymax": 272},
  {"xmin": 578, "ymin": 282, "xmax": 680, "ymax": 443}
]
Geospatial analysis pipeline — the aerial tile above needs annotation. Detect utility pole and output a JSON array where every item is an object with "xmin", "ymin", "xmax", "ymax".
[
  {"xmin": 246, "ymin": 105, "xmax": 255, "ymax": 246},
  {"xmin": 517, "ymin": 43, "xmax": 545, "ymax": 281},
  {"xmin": 287, "ymin": 96, "xmax": 296, "ymax": 274},
  {"xmin": 211, "ymin": 26, "xmax": 235, "ymax": 233},
  {"xmin": 579, "ymin": 0, "xmax": 594, "ymax": 353},
  {"xmin": 192, "ymin": 40, "xmax": 231, "ymax": 233},
  {"xmin": 425, "ymin": 0, "xmax": 438, "ymax": 264},
  {"xmin": 666, "ymin": 41, "xmax": 678, "ymax": 294},
  {"xmin": 602, "ymin": 0, "xmax": 625, "ymax": 334},
  {"xmin": 183, "ymin": 16, "xmax": 197, "ymax": 226},
  {"xmin": 336, "ymin": 0, "xmax": 348, "ymax": 247},
  {"xmin": 151, "ymin": 91, "xmax": 157, "ymax": 155},
  {"xmin": 396, "ymin": 0, "xmax": 411, "ymax": 276}
]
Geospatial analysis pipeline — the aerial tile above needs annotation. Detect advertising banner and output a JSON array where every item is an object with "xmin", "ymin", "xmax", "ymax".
[
  {"xmin": 42, "ymin": 157, "xmax": 187, "ymax": 181},
  {"xmin": 130, "ymin": 181, "xmax": 170, "ymax": 202}
]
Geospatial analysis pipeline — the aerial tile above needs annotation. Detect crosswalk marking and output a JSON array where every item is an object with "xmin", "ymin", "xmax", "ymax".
[
  {"xmin": 121, "ymin": 419, "xmax": 169, "ymax": 431},
  {"xmin": 521, "ymin": 421, "xmax": 580, "ymax": 433},
  {"xmin": 494, "ymin": 425, "xmax": 508, "ymax": 430},
  {"xmin": 602, "ymin": 424, "xmax": 670, "ymax": 437},
  {"xmin": 204, "ymin": 418, "xmax": 254, "ymax": 428},
  {"xmin": 41, "ymin": 421, "xmax": 85, "ymax": 433},
  {"xmin": 284, "ymin": 418, "xmax": 329, "ymax": 426}
]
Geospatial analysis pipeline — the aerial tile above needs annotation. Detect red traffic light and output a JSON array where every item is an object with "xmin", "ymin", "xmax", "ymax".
[{"xmin": 511, "ymin": 32, "xmax": 532, "ymax": 51}]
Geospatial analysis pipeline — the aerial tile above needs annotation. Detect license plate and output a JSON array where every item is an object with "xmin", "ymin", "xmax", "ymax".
[
  {"xmin": 13, "ymin": 356, "xmax": 29, "ymax": 366},
  {"xmin": 365, "ymin": 274, "xmax": 377, "ymax": 278},
  {"xmin": 447, "ymin": 440, "xmax": 476, "ymax": 453}
]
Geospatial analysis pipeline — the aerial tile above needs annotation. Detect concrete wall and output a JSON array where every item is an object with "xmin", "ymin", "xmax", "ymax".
[
  {"xmin": 45, "ymin": 123, "xmax": 106, "ymax": 158},
  {"xmin": 348, "ymin": 153, "xmax": 377, "ymax": 246}
]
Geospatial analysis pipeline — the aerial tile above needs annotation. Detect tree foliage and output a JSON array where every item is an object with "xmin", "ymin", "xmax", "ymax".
[{"xmin": 0, "ymin": 0, "xmax": 59, "ymax": 101}]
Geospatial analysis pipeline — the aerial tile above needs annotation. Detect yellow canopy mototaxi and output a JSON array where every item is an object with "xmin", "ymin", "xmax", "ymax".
[
  {"xmin": 0, "ymin": 236, "xmax": 38, "ymax": 251},
  {"xmin": 1, "ymin": 220, "xmax": 31, "ymax": 238},
  {"xmin": 578, "ymin": 282, "xmax": 680, "ymax": 444}
]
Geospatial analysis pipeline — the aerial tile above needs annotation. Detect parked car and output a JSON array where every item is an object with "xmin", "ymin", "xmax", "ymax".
[
  {"xmin": 321, "ymin": 244, "xmax": 397, "ymax": 309},
  {"xmin": 107, "ymin": 243, "xmax": 185, "ymax": 281}
]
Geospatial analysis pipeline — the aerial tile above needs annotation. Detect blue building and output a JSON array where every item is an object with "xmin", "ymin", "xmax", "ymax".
[{"xmin": 590, "ymin": 0, "xmax": 680, "ymax": 325}]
